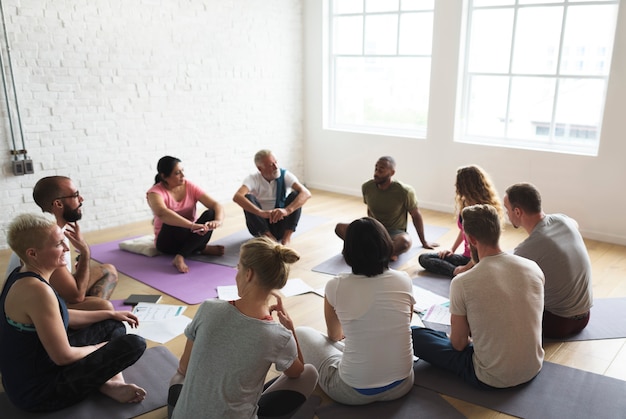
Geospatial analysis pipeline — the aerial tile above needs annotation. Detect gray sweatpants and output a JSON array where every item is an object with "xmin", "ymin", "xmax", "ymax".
[{"xmin": 295, "ymin": 326, "xmax": 414, "ymax": 405}]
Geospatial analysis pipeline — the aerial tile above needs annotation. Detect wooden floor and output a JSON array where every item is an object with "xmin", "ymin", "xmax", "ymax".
[{"xmin": 1, "ymin": 189, "xmax": 626, "ymax": 418}]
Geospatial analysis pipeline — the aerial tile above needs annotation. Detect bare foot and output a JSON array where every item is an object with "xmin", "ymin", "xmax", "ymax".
[
  {"xmin": 172, "ymin": 255, "xmax": 189, "ymax": 273},
  {"xmin": 281, "ymin": 230, "xmax": 294, "ymax": 246},
  {"xmin": 100, "ymin": 381, "xmax": 147, "ymax": 403},
  {"xmin": 201, "ymin": 245, "xmax": 225, "ymax": 256}
]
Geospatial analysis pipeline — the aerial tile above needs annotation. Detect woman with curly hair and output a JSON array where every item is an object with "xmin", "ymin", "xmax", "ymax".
[{"xmin": 418, "ymin": 165, "xmax": 504, "ymax": 278}]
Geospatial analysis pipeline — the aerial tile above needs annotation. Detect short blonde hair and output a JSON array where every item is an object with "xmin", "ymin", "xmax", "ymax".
[
  {"xmin": 239, "ymin": 236, "xmax": 300, "ymax": 290},
  {"xmin": 7, "ymin": 213, "xmax": 57, "ymax": 260}
]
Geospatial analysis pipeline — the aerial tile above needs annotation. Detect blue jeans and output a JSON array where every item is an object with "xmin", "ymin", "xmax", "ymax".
[
  {"xmin": 244, "ymin": 192, "xmax": 301, "ymax": 241},
  {"xmin": 418, "ymin": 253, "xmax": 471, "ymax": 278},
  {"xmin": 411, "ymin": 327, "xmax": 494, "ymax": 389}
]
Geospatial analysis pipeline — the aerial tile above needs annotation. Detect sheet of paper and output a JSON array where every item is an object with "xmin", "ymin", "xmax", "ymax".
[
  {"xmin": 127, "ymin": 315, "xmax": 192, "ymax": 344},
  {"xmin": 411, "ymin": 314, "xmax": 425, "ymax": 328},
  {"xmin": 313, "ymin": 287, "xmax": 325, "ymax": 297},
  {"xmin": 217, "ymin": 285, "xmax": 240, "ymax": 301},
  {"xmin": 413, "ymin": 285, "xmax": 449, "ymax": 313},
  {"xmin": 280, "ymin": 278, "xmax": 315, "ymax": 297},
  {"xmin": 132, "ymin": 303, "xmax": 186, "ymax": 321},
  {"xmin": 422, "ymin": 304, "xmax": 451, "ymax": 325}
]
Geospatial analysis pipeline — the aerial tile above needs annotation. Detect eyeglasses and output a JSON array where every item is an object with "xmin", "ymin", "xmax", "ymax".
[{"xmin": 54, "ymin": 191, "xmax": 80, "ymax": 202}]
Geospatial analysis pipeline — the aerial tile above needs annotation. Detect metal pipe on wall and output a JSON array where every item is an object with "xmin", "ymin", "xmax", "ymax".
[{"xmin": 0, "ymin": 0, "xmax": 32, "ymax": 175}]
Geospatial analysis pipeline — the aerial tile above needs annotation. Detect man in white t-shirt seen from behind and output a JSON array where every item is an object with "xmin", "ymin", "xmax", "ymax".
[{"xmin": 412, "ymin": 204, "xmax": 545, "ymax": 389}]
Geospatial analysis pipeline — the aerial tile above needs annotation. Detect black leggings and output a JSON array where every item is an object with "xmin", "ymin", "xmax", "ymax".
[
  {"xmin": 28, "ymin": 320, "xmax": 146, "ymax": 412},
  {"xmin": 418, "ymin": 252, "xmax": 471, "ymax": 278},
  {"xmin": 243, "ymin": 192, "xmax": 301, "ymax": 241},
  {"xmin": 156, "ymin": 209, "xmax": 217, "ymax": 257},
  {"xmin": 168, "ymin": 382, "xmax": 308, "ymax": 419}
]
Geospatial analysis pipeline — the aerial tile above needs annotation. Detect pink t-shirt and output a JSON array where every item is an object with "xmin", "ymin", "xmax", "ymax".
[{"xmin": 146, "ymin": 180, "xmax": 205, "ymax": 239}]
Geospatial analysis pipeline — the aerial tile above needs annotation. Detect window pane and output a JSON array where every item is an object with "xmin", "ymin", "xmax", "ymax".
[
  {"xmin": 512, "ymin": 7, "xmax": 563, "ymax": 75},
  {"xmin": 458, "ymin": 1, "xmax": 617, "ymax": 155},
  {"xmin": 334, "ymin": 57, "xmax": 431, "ymax": 132},
  {"xmin": 519, "ymin": 0, "xmax": 560, "ymax": 4},
  {"xmin": 468, "ymin": 9, "xmax": 514, "ymax": 73},
  {"xmin": 554, "ymin": 78, "xmax": 604, "ymax": 143},
  {"xmin": 560, "ymin": 5, "xmax": 617, "ymax": 76},
  {"xmin": 401, "ymin": 0, "xmax": 434, "ymax": 11},
  {"xmin": 366, "ymin": 0, "xmax": 399, "ymax": 13},
  {"xmin": 364, "ymin": 14, "xmax": 398, "ymax": 55},
  {"xmin": 399, "ymin": 12, "xmax": 433, "ymax": 55},
  {"xmin": 473, "ymin": 0, "xmax": 515, "ymax": 6},
  {"xmin": 334, "ymin": 0, "xmax": 363, "ymax": 14},
  {"xmin": 465, "ymin": 75, "xmax": 509, "ymax": 137},
  {"xmin": 334, "ymin": 16, "xmax": 363, "ymax": 55},
  {"xmin": 508, "ymin": 77, "xmax": 556, "ymax": 140}
]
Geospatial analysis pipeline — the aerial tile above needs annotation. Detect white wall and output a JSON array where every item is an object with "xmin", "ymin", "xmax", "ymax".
[
  {"xmin": 0, "ymin": 0, "xmax": 304, "ymax": 249},
  {"xmin": 303, "ymin": 1, "xmax": 626, "ymax": 245},
  {"xmin": 2, "ymin": 1, "xmax": 624, "ymax": 249}
]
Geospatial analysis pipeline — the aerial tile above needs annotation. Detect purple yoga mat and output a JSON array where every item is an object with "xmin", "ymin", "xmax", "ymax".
[
  {"xmin": 110, "ymin": 299, "xmax": 133, "ymax": 311},
  {"xmin": 90, "ymin": 240, "xmax": 236, "ymax": 304}
]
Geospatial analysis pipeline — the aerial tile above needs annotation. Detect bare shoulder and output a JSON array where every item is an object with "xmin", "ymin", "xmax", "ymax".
[
  {"xmin": 5, "ymin": 275, "xmax": 56, "ymax": 321},
  {"xmin": 49, "ymin": 265, "xmax": 76, "ymax": 286}
]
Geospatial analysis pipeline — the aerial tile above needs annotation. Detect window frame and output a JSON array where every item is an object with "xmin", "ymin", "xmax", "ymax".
[
  {"xmin": 456, "ymin": 0, "xmax": 619, "ymax": 156},
  {"xmin": 326, "ymin": 0, "xmax": 435, "ymax": 139}
]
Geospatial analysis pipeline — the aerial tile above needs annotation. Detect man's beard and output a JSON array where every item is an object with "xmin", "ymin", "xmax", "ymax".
[
  {"xmin": 63, "ymin": 205, "xmax": 82, "ymax": 222},
  {"xmin": 374, "ymin": 175, "xmax": 389, "ymax": 185},
  {"xmin": 470, "ymin": 244, "xmax": 479, "ymax": 263}
]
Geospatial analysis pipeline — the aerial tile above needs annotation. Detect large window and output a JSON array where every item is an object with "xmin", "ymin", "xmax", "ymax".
[
  {"xmin": 458, "ymin": 0, "xmax": 619, "ymax": 155},
  {"xmin": 327, "ymin": 0, "xmax": 435, "ymax": 137}
]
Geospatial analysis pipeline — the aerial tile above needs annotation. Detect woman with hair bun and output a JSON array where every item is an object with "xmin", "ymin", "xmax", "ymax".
[
  {"xmin": 168, "ymin": 237, "xmax": 318, "ymax": 419},
  {"xmin": 418, "ymin": 165, "xmax": 504, "ymax": 278},
  {"xmin": 146, "ymin": 155, "xmax": 225, "ymax": 273}
]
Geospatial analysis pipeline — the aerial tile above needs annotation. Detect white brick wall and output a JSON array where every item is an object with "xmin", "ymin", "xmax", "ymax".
[{"xmin": 0, "ymin": 0, "xmax": 304, "ymax": 249}]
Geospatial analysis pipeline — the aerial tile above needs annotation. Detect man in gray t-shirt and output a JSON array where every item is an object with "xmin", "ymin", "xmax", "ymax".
[{"xmin": 504, "ymin": 183, "xmax": 593, "ymax": 339}]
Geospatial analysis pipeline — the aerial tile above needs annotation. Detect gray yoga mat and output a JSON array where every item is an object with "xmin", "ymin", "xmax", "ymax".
[
  {"xmin": 315, "ymin": 385, "xmax": 464, "ymax": 419},
  {"xmin": 411, "ymin": 275, "xmax": 626, "ymax": 341},
  {"xmin": 291, "ymin": 395, "xmax": 322, "ymax": 419},
  {"xmin": 189, "ymin": 214, "xmax": 329, "ymax": 267},
  {"xmin": 412, "ymin": 272, "xmax": 451, "ymax": 298},
  {"xmin": 312, "ymin": 225, "xmax": 450, "ymax": 275},
  {"xmin": 0, "ymin": 345, "xmax": 177, "ymax": 419},
  {"xmin": 546, "ymin": 297, "xmax": 626, "ymax": 342},
  {"xmin": 413, "ymin": 359, "xmax": 626, "ymax": 418}
]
